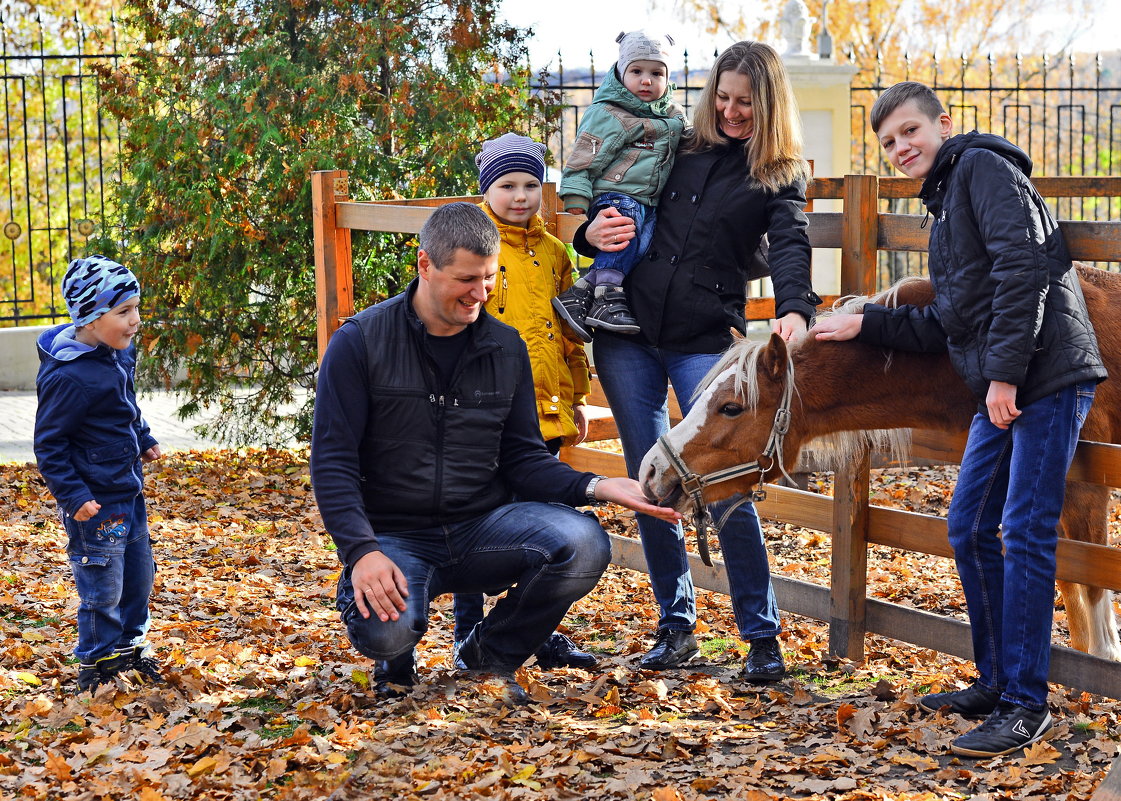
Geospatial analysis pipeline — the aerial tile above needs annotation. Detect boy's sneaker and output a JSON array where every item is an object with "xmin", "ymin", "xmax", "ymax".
[
  {"xmin": 76, "ymin": 652, "xmax": 129, "ymax": 693},
  {"xmin": 585, "ymin": 285, "xmax": 640, "ymax": 334},
  {"xmin": 124, "ymin": 647, "xmax": 167, "ymax": 684},
  {"xmin": 552, "ymin": 280, "xmax": 594, "ymax": 342},
  {"xmin": 454, "ymin": 633, "xmax": 529, "ymax": 706},
  {"xmin": 919, "ymin": 681, "xmax": 1000, "ymax": 719},
  {"xmin": 950, "ymin": 701, "xmax": 1054, "ymax": 757}
]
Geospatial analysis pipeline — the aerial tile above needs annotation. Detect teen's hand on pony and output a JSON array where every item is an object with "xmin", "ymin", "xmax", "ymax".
[
  {"xmin": 573, "ymin": 404, "xmax": 589, "ymax": 445},
  {"xmin": 813, "ymin": 313, "xmax": 863, "ymax": 341},
  {"xmin": 73, "ymin": 499, "xmax": 101, "ymax": 522},
  {"xmin": 595, "ymin": 477, "xmax": 682, "ymax": 522},
  {"xmin": 986, "ymin": 380, "xmax": 1021, "ymax": 429},
  {"xmin": 773, "ymin": 312, "xmax": 808, "ymax": 341},
  {"xmin": 351, "ymin": 550, "xmax": 409, "ymax": 622},
  {"xmin": 142, "ymin": 444, "xmax": 162, "ymax": 463},
  {"xmin": 586, "ymin": 206, "xmax": 636, "ymax": 252}
]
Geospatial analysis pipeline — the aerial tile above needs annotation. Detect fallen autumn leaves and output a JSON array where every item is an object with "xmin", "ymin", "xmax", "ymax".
[{"xmin": 0, "ymin": 449, "xmax": 1118, "ymax": 800}]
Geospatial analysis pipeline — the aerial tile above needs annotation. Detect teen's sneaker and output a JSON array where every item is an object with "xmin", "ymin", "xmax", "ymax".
[
  {"xmin": 742, "ymin": 636, "xmax": 786, "ymax": 684},
  {"xmin": 585, "ymin": 285, "xmax": 640, "ymax": 334},
  {"xmin": 551, "ymin": 280, "xmax": 594, "ymax": 342},
  {"xmin": 638, "ymin": 629, "xmax": 699, "ymax": 670},
  {"xmin": 76, "ymin": 652, "xmax": 129, "ymax": 693},
  {"xmin": 950, "ymin": 701, "xmax": 1054, "ymax": 757},
  {"xmin": 919, "ymin": 681, "xmax": 1001, "ymax": 719},
  {"xmin": 534, "ymin": 632, "xmax": 598, "ymax": 670}
]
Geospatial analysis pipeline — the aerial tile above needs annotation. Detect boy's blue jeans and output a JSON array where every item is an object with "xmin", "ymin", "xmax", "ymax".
[
  {"xmin": 63, "ymin": 493, "xmax": 154, "ymax": 664},
  {"xmin": 586, "ymin": 192, "xmax": 656, "ymax": 285},
  {"xmin": 338, "ymin": 502, "xmax": 611, "ymax": 670},
  {"xmin": 948, "ymin": 381, "xmax": 1095, "ymax": 709},
  {"xmin": 592, "ymin": 333, "xmax": 781, "ymax": 640}
]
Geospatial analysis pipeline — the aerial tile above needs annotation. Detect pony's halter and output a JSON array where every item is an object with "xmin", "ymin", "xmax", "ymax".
[{"xmin": 656, "ymin": 354, "xmax": 797, "ymax": 566}]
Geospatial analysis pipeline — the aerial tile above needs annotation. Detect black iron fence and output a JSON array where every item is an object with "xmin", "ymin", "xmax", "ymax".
[
  {"xmin": 0, "ymin": 16, "xmax": 122, "ymax": 327},
  {"xmin": 4, "ymin": 32, "xmax": 1121, "ymax": 323}
]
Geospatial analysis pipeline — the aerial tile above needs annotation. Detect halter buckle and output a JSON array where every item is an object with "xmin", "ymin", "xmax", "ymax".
[{"xmin": 751, "ymin": 488, "xmax": 767, "ymax": 503}]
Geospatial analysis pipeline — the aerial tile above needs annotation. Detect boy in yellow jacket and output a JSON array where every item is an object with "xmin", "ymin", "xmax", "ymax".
[{"xmin": 449, "ymin": 133, "xmax": 596, "ymax": 670}]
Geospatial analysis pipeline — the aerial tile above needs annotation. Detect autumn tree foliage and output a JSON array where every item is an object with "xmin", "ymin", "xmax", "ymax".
[
  {"xmin": 96, "ymin": 0, "xmax": 555, "ymax": 443},
  {"xmin": 673, "ymin": 0, "xmax": 1094, "ymax": 78}
]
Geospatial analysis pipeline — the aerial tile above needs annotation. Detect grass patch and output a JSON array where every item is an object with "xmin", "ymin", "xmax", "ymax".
[
  {"xmin": 233, "ymin": 695, "xmax": 286, "ymax": 714},
  {"xmin": 700, "ymin": 637, "xmax": 745, "ymax": 658}
]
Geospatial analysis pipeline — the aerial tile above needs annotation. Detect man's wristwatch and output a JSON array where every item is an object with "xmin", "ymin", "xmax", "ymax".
[{"xmin": 585, "ymin": 475, "xmax": 607, "ymax": 504}]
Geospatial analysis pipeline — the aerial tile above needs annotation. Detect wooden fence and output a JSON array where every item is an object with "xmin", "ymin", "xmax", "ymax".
[{"xmin": 311, "ymin": 169, "xmax": 1121, "ymax": 703}]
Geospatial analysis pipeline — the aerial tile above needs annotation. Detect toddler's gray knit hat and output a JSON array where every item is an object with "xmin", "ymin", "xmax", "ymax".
[{"xmin": 616, "ymin": 30, "xmax": 676, "ymax": 74}]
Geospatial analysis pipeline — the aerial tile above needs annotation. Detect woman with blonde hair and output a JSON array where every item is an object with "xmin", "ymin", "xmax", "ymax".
[{"xmin": 572, "ymin": 40, "xmax": 819, "ymax": 684}]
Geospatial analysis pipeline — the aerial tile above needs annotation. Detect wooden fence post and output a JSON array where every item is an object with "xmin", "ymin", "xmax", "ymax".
[
  {"xmin": 312, "ymin": 170, "xmax": 354, "ymax": 361},
  {"xmin": 842, "ymin": 174, "xmax": 880, "ymax": 294},
  {"xmin": 541, "ymin": 181, "xmax": 559, "ymax": 238},
  {"xmin": 830, "ymin": 444, "xmax": 871, "ymax": 661}
]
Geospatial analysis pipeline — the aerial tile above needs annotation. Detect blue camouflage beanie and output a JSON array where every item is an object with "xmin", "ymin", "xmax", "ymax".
[{"xmin": 61, "ymin": 255, "xmax": 141, "ymax": 327}]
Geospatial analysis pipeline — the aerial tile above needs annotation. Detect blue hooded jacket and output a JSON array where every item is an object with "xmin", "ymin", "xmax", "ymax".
[{"xmin": 34, "ymin": 323, "xmax": 158, "ymax": 516}]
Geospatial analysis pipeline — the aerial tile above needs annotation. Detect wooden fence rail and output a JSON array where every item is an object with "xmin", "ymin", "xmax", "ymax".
[{"xmin": 311, "ymin": 169, "xmax": 1121, "ymax": 702}]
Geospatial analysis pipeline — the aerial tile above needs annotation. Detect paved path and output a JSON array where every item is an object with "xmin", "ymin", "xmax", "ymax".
[{"xmin": 0, "ymin": 389, "xmax": 243, "ymax": 464}]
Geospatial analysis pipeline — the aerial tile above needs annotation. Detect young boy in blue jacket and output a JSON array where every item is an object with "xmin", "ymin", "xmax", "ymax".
[
  {"xmin": 34, "ymin": 255, "xmax": 166, "ymax": 693},
  {"xmin": 814, "ymin": 82, "xmax": 1106, "ymax": 757}
]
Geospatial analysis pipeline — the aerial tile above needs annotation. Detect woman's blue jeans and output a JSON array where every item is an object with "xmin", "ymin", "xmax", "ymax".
[
  {"xmin": 338, "ymin": 502, "xmax": 611, "ymax": 670},
  {"xmin": 593, "ymin": 333, "xmax": 781, "ymax": 640},
  {"xmin": 948, "ymin": 382, "xmax": 1095, "ymax": 709}
]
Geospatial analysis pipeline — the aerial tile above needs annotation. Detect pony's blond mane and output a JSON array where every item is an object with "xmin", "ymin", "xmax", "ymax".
[{"xmin": 697, "ymin": 279, "xmax": 929, "ymax": 472}]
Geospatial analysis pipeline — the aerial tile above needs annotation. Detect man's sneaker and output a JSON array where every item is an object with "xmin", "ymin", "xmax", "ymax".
[
  {"xmin": 534, "ymin": 632, "xmax": 598, "ymax": 670},
  {"xmin": 742, "ymin": 636, "xmax": 786, "ymax": 684},
  {"xmin": 454, "ymin": 633, "xmax": 530, "ymax": 706},
  {"xmin": 76, "ymin": 652, "xmax": 129, "ymax": 693},
  {"xmin": 919, "ymin": 681, "xmax": 1001, "ymax": 719},
  {"xmin": 373, "ymin": 654, "xmax": 418, "ymax": 699},
  {"xmin": 585, "ymin": 285, "xmax": 640, "ymax": 334},
  {"xmin": 639, "ymin": 629, "xmax": 699, "ymax": 670},
  {"xmin": 950, "ymin": 701, "xmax": 1054, "ymax": 757},
  {"xmin": 551, "ymin": 280, "xmax": 594, "ymax": 342}
]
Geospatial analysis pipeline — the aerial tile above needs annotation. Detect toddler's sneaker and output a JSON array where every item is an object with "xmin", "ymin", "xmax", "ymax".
[
  {"xmin": 552, "ymin": 279, "xmax": 594, "ymax": 342},
  {"xmin": 585, "ymin": 285, "xmax": 640, "ymax": 334},
  {"xmin": 119, "ymin": 646, "xmax": 167, "ymax": 684}
]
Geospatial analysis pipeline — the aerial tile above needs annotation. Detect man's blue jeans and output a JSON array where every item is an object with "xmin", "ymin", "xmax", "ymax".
[
  {"xmin": 948, "ymin": 381, "xmax": 1095, "ymax": 709},
  {"xmin": 63, "ymin": 493, "xmax": 154, "ymax": 664},
  {"xmin": 586, "ymin": 192, "xmax": 656, "ymax": 285},
  {"xmin": 338, "ymin": 502, "xmax": 611, "ymax": 670},
  {"xmin": 593, "ymin": 334, "xmax": 781, "ymax": 640}
]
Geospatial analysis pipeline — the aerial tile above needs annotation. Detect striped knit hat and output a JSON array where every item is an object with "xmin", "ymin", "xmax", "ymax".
[
  {"xmin": 475, "ymin": 133, "xmax": 546, "ymax": 195},
  {"xmin": 61, "ymin": 255, "xmax": 140, "ymax": 327}
]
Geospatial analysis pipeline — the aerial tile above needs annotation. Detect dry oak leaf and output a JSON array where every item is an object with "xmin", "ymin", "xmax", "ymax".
[
  {"xmin": 1020, "ymin": 740, "xmax": 1062, "ymax": 766},
  {"xmin": 43, "ymin": 751, "xmax": 72, "ymax": 782},
  {"xmin": 652, "ymin": 787, "xmax": 685, "ymax": 801}
]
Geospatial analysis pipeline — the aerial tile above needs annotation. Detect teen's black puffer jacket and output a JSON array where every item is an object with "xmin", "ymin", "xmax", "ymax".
[{"xmin": 860, "ymin": 131, "xmax": 1106, "ymax": 406}]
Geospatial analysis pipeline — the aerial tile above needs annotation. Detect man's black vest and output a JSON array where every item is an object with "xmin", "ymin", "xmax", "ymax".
[{"xmin": 349, "ymin": 290, "xmax": 526, "ymax": 531}]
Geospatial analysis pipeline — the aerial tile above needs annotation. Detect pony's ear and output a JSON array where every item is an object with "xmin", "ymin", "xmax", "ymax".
[
  {"xmin": 759, "ymin": 333, "xmax": 789, "ymax": 381},
  {"xmin": 731, "ymin": 327, "xmax": 745, "ymax": 341}
]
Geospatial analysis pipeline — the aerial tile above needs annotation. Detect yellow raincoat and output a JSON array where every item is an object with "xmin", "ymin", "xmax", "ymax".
[{"xmin": 481, "ymin": 202, "xmax": 590, "ymax": 444}]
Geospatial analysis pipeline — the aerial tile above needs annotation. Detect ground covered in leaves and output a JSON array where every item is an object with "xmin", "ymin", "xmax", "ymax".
[{"xmin": 1, "ymin": 449, "xmax": 1118, "ymax": 800}]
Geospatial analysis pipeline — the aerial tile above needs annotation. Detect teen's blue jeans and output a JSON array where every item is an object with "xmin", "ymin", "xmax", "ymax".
[
  {"xmin": 948, "ymin": 381, "xmax": 1095, "ymax": 709},
  {"xmin": 63, "ymin": 493, "xmax": 154, "ymax": 664},
  {"xmin": 338, "ymin": 502, "xmax": 611, "ymax": 670},
  {"xmin": 593, "ymin": 333, "xmax": 781, "ymax": 640},
  {"xmin": 586, "ymin": 193, "xmax": 656, "ymax": 285}
]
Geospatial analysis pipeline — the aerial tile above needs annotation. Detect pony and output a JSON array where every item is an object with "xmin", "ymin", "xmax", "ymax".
[{"xmin": 639, "ymin": 264, "xmax": 1121, "ymax": 661}]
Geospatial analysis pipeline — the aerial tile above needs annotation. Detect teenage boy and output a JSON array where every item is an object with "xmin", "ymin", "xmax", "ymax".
[{"xmin": 814, "ymin": 81, "xmax": 1106, "ymax": 757}]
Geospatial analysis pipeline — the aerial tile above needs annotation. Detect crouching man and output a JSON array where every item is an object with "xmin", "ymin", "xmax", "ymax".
[{"xmin": 310, "ymin": 202, "xmax": 679, "ymax": 704}]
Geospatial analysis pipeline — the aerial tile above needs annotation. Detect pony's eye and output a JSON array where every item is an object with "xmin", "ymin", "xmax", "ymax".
[{"xmin": 719, "ymin": 403, "xmax": 744, "ymax": 417}]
